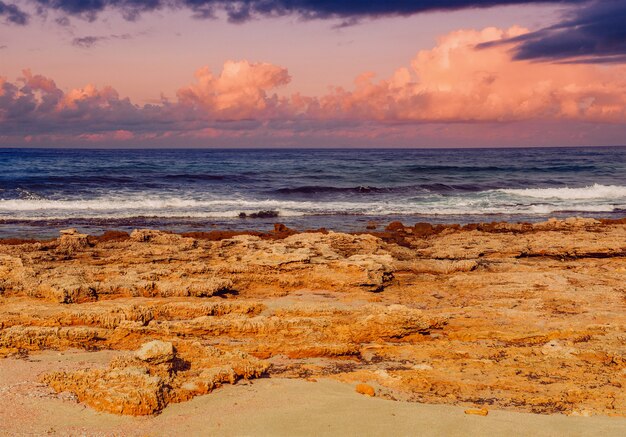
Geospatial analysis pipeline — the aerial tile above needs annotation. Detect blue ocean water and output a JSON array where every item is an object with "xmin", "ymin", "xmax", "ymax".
[{"xmin": 0, "ymin": 147, "xmax": 625, "ymax": 237}]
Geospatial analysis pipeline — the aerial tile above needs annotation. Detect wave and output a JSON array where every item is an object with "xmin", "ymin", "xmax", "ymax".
[
  {"xmin": 497, "ymin": 184, "xmax": 626, "ymax": 200},
  {"xmin": 7, "ymin": 175, "xmax": 136, "ymax": 185},
  {"xmin": 419, "ymin": 183, "xmax": 482, "ymax": 192},
  {"xmin": 273, "ymin": 185, "xmax": 393, "ymax": 194},
  {"xmin": 0, "ymin": 193, "xmax": 622, "ymax": 220},
  {"xmin": 0, "ymin": 197, "xmax": 312, "ymax": 213},
  {"xmin": 163, "ymin": 173, "xmax": 248, "ymax": 182},
  {"xmin": 15, "ymin": 188, "xmax": 46, "ymax": 200},
  {"xmin": 405, "ymin": 164, "xmax": 598, "ymax": 173},
  {"xmin": 273, "ymin": 183, "xmax": 482, "ymax": 195},
  {"xmin": 2, "ymin": 174, "xmax": 248, "ymax": 190}
]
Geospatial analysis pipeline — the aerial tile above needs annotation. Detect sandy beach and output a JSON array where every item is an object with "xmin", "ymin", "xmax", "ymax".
[
  {"xmin": 1, "ymin": 351, "xmax": 625, "ymax": 436},
  {"xmin": 1, "ymin": 217, "xmax": 625, "ymax": 435}
]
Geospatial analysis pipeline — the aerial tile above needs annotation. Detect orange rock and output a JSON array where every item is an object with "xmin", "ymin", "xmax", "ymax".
[
  {"xmin": 41, "ymin": 341, "xmax": 269, "ymax": 416},
  {"xmin": 366, "ymin": 222, "xmax": 378, "ymax": 230},
  {"xmin": 1, "ymin": 220, "xmax": 625, "ymax": 416},
  {"xmin": 135, "ymin": 340, "xmax": 175, "ymax": 364},
  {"xmin": 355, "ymin": 383, "xmax": 375, "ymax": 397},
  {"xmin": 385, "ymin": 221, "xmax": 405, "ymax": 231},
  {"xmin": 464, "ymin": 408, "xmax": 489, "ymax": 416}
]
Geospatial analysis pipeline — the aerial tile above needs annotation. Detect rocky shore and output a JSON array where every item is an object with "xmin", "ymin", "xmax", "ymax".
[{"xmin": 0, "ymin": 218, "xmax": 625, "ymax": 422}]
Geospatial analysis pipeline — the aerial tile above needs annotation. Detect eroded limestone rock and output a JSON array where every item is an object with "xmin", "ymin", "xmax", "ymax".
[
  {"xmin": 42, "ymin": 341, "xmax": 268, "ymax": 415},
  {"xmin": 135, "ymin": 340, "xmax": 175, "ymax": 364},
  {"xmin": 0, "ymin": 219, "xmax": 625, "ymax": 416}
]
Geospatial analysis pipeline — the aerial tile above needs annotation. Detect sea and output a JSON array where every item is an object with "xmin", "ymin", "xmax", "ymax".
[{"xmin": 0, "ymin": 147, "xmax": 625, "ymax": 238}]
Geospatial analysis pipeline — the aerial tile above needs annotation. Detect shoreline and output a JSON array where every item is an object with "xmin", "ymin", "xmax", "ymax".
[
  {"xmin": 1, "ymin": 217, "xmax": 625, "ymax": 433},
  {"xmin": 1, "ymin": 212, "xmax": 626, "ymax": 240},
  {"xmin": 1, "ymin": 215, "xmax": 625, "ymax": 245}
]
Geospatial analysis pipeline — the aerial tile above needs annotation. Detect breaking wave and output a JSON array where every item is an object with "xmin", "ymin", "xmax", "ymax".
[
  {"xmin": 0, "ymin": 189, "xmax": 622, "ymax": 220},
  {"xmin": 272, "ymin": 183, "xmax": 483, "ymax": 195},
  {"xmin": 497, "ymin": 184, "xmax": 626, "ymax": 200}
]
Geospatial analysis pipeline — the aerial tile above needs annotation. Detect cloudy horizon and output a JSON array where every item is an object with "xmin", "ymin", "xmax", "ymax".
[{"xmin": 1, "ymin": 0, "xmax": 626, "ymax": 148}]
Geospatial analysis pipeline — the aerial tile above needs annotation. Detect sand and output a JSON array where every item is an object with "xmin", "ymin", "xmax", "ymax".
[{"xmin": 1, "ymin": 350, "xmax": 624, "ymax": 437}]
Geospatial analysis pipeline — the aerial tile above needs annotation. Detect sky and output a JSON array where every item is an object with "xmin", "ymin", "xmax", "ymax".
[{"xmin": 1, "ymin": 0, "xmax": 626, "ymax": 148}]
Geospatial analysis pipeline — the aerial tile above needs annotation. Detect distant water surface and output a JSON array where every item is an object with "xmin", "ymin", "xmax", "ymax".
[{"xmin": 1, "ymin": 147, "xmax": 625, "ymax": 238}]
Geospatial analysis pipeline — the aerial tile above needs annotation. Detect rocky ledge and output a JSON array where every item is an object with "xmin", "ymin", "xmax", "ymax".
[{"xmin": 0, "ymin": 218, "xmax": 625, "ymax": 416}]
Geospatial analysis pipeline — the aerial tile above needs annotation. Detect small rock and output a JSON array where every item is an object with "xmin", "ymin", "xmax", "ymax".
[
  {"xmin": 355, "ymin": 383, "xmax": 375, "ymax": 397},
  {"xmin": 464, "ymin": 408, "xmax": 489, "ymax": 416},
  {"xmin": 59, "ymin": 228, "xmax": 79, "ymax": 235},
  {"xmin": 385, "ymin": 221, "xmax": 405, "ymax": 232},
  {"xmin": 57, "ymin": 229, "xmax": 90, "ymax": 254},
  {"xmin": 413, "ymin": 222, "xmax": 435, "ymax": 236},
  {"xmin": 239, "ymin": 210, "xmax": 279, "ymax": 219},
  {"xmin": 134, "ymin": 340, "xmax": 175, "ymax": 364}
]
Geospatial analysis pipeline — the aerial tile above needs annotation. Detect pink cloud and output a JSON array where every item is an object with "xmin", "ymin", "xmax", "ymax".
[
  {"xmin": 60, "ymin": 84, "xmax": 122, "ymax": 110},
  {"xmin": 316, "ymin": 27, "xmax": 626, "ymax": 123},
  {"xmin": 176, "ymin": 60, "xmax": 291, "ymax": 118},
  {"xmin": 75, "ymin": 129, "xmax": 134, "ymax": 142},
  {"xmin": 22, "ymin": 69, "xmax": 58, "ymax": 93},
  {"xmin": 2, "ymin": 27, "xmax": 626, "ymax": 147}
]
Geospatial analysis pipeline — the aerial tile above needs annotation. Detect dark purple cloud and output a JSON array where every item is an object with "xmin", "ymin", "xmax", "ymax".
[
  {"xmin": 72, "ymin": 33, "xmax": 132, "ymax": 48},
  {"xmin": 72, "ymin": 36, "xmax": 103, "ymax": 48},
  {"xmin": 0, "ymin": 1, "xmax": 28, "ymax": 24},
  {"xmin": 479, "ymin": 0, "xmax": 626, "ymax": 63},
  {"xmin": 3, "ymin": 1, "xmax": 583, "ymax": 25}
]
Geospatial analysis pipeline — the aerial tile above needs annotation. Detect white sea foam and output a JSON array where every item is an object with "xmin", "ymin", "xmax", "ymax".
[
  {"xmin": 496, "ymin": 184, "xmax": 626, "ymax": 200},
  {"xmin": 0, "ymin": 192, "xmax": 621, "ymax": 220},
  {"xmin": 0, "ymin": 197, "xmax": 266, "ymax": 211}
]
